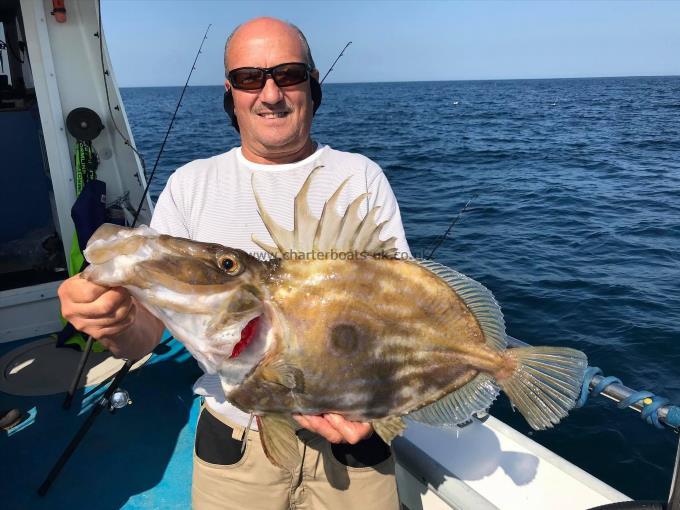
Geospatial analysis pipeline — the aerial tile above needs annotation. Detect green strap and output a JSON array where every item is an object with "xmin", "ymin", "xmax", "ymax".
[{"xmin": 60, "ymin": 140, "xmax": 105, "ymax": 352}]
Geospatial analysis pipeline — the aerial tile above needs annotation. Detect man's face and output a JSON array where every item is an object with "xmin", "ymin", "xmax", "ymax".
[{"xmin": 225, "ymin": 22, "xmax": 318, "ymax": 161}]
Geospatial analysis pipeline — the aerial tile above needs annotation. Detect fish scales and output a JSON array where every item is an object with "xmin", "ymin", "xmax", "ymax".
[
  {"xmin": 82, "ymin": 167, "xmax": 588, "ymax": 470},
  {"xmin": 228, "ymin": 257, "xmax": 504, "ymax": 420}
]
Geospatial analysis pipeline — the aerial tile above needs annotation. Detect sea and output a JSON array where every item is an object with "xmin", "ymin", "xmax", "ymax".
[{"xmin": 121, "ymin": 76, "xmax": 680, "ymax": 502}]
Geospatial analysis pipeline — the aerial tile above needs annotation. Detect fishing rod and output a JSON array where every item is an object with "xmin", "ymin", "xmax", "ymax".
[
  {"xmin": 425, "ymin": 194, "xmax": 478, "ymax": 260},
  {"xmin": 320, "ymin": 41, "xmax": 352, "ymax": 84},
  {"xmin": 131, "ymin": 23, "xmax": 212, "ymax": 227}
]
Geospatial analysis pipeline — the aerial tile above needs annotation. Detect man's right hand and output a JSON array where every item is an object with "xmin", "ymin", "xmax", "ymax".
[
  {"xmin": 58, "ymin": 274, "xmax": 164, "ymax": 359},
  {"xmin": 59, "ymin": 275, "xmax": 136, "ymax": 340}
]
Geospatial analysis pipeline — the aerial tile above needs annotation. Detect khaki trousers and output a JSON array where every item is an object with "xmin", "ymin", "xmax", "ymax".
[{"xmin": 192, "ymin": 404, "xmax": 400, "ymax": 510}]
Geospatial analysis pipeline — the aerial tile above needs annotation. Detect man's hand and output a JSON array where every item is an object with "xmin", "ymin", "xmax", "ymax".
[
  {"xmin": 293, "ymin": 413, "xmax": 373, "ymax": 444},
  {"xmin": 59, "ymin": 275, "xmax": 136, "ymax": 340},
  {"xmin": 58, "ymin": 274, "xmax": 163, "ymax": 359}
]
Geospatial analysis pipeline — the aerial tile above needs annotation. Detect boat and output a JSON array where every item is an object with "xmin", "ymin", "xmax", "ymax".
[
  {"xmin": 0, "ymin": 1, "xmax": 674, "ymax": 509},
  {"xmin": 0, "ymin": 0, "xmax": 152, "ymax": 345}
]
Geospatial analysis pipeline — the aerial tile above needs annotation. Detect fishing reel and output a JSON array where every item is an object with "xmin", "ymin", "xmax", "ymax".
[{"xmin": 100, "ymin": 388, "xmax": 132, "ymax": 413}]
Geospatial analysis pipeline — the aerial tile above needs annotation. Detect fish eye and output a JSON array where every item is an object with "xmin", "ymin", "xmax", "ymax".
[{"xmin": 217, "ymin": 254, "xmax": 242, "ymax": 275}]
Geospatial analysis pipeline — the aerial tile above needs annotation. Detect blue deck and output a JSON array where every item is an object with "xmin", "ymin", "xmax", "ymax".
[{"xmin": 0, "ymin": 337, "xmax": 202, "ymax": 510}]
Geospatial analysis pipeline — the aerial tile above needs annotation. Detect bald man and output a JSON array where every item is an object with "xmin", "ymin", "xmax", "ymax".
[{"xmin": 58, "ymin": 17, "xmax": 408, "ymax": 510}]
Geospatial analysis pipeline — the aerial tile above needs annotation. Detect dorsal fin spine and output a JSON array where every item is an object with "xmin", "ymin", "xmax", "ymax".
[{"xmin": 253, "ymin": 166, "xmax": 398, "ymax": 257}]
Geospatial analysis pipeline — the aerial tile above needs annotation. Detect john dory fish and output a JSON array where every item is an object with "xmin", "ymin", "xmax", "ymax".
[{"xmin": 83, "ymin": 167, "xmax": 588, "ymax": 469}]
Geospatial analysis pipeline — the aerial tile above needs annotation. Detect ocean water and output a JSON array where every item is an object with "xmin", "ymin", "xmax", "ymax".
[{"xmin": 121, "ymin": 76, "xmax": 680, "ymax": 501}]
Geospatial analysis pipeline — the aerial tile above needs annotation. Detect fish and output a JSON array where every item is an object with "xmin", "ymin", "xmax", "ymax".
[{"xmin": 83, "ymin": 167, "xmax": 588, "ymax": 470}]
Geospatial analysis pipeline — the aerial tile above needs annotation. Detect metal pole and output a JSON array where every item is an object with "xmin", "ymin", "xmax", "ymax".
[
  {"xmin": 38, "ymin": 358, "xmax": 134, "ymax": 496},
  {"xmin": 506, "ymin": 336, "xmax": 677, "ymax": 429},
  {"xmin": 62, "ymin": 335, "xmax": 94, "ymax": 410}
]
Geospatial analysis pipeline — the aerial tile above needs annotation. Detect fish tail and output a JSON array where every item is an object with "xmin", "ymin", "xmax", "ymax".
[{"xmin": 497, "ymin": 346, "xmax": 587, "ymax": 430}]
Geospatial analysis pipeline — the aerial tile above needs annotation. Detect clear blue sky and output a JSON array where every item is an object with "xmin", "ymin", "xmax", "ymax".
[{"xmin": 101, "ymin": 0, "xmax": 680, "ymax": 87}]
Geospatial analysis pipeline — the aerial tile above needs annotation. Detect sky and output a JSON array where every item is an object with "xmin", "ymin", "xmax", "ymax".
[{"xmin": 101, "ymin": 0, "xmax": 680, "ymax": 87}]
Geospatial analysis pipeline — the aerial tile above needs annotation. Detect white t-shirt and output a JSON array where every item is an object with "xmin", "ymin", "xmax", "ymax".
[{"xmin": 150, "ymin": 144, "xmax": 411, "ymax": 428}]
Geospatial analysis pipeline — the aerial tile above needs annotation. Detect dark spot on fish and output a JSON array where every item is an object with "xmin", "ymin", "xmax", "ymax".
[{"xmin": 329, "ymin": 324, "xmax": 363, "ymax": 356}]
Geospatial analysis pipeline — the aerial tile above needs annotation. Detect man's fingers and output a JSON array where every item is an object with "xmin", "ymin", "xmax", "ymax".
[
  {"xmin": 60, "ymin": 275, "xmax": 110, "ymax": 304},
  {"xmin": 71, "ymin": 299, "xmax": 136, "ymax": 329},
  {"xmin": 292, "ymin": 414, "xmax": 311, "ymax": 429},
  {"xmin": 325, "ymin": 413, "xmax": 360, "ymax": 443},
  {"xmin": 293, "ymin": 414, "xmax": 373, "ymax": 444},
  {"xmin": 79, "ymin": 307, "xmax": 137, "ymax": 341},
  {"xmin": 58, "ymin": 274, "xmax": 136, "ymax": 340},
  {"xmin": 90, "ymin": 288, "xmax": 132, "ymax": 316},
  {"xmin": 325, "ymin": 413, "xmax": 373, "ymax": 444},
  {"xmin": 67, "ymin": 288, "xmax": 132, "ymax": 321},
  {"xmin": 294, "ymin": 414, "xmax": 344, "ymax": 443},
  {"xmin": 94, "ymin": 315, "xmax": 136, "ymax": 339}
]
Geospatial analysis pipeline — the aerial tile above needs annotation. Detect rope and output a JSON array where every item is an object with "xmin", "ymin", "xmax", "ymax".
[{"xmin": 576, "ymin": 366, "xmax": 680, "ymax": 429}]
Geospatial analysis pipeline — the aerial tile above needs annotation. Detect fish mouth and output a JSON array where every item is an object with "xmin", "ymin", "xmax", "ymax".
[{"xmin": 230, "ymin": 316, "xmax": 261, "ymax": 359}]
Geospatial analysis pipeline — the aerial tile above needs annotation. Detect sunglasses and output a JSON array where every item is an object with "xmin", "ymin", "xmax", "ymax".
[{"xmin": 228, "ymin": 62, "xmax": 312, "ymax": 91}]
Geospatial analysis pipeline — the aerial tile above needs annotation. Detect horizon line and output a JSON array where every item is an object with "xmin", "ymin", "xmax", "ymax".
[{"xmin": 119, "ymin": 73, "xmax": 680, "ymax": 89}]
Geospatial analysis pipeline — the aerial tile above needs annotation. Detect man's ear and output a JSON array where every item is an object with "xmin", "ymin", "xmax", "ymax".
[
  {"xmin": 224, "ymin": 79, "xmax": 231, "ymax": 92},
  {"xmin": 223, "ymin": 83, "xmax": 239, "ymax": 132},
  {"xmin": 311, "ymin": 69, "xmax": 320, "ymax": 82}
]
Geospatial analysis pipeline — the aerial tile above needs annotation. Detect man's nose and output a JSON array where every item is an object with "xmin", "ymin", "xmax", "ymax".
[{"xmin": 259, "ymin": 76, "xmax": 285, "ymax": 104}]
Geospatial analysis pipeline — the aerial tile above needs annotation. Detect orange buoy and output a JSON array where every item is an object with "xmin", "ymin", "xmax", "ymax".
[{"xmin": 51, "ymin": 0, "xmax": 66, "ymax": 23}]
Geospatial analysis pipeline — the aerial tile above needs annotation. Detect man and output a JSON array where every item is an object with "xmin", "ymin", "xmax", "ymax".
[{"xmin": 58, "ymin": 17, "xmax": 409, "ymax": 510}]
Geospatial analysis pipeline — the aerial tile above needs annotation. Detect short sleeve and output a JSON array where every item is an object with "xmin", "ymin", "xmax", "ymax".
[
  {"xmin": 366, "ymin": 162, "xmax": 411, "ymax": 258},
  {"xmin": 150, "ymin": 172, "xmax": 190, "ymax": 238}
]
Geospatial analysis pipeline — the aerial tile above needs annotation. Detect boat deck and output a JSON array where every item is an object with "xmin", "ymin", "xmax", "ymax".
[
  {"xmin": 1, "ymin": 334, "xmax": 630, "ymax": 510},
  {"xmin": 1, "ymin": 336, "xmax": 201, "ymax": 510}
]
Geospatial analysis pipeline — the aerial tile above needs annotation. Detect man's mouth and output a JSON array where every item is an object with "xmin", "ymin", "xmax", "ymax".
[
  {"xmin": 230, "ymin": 316, "xmax": 261, "ymax": 358},
  {"xmin": 256, "ymin": 111, "xmax": 289, "ymax": 119}
]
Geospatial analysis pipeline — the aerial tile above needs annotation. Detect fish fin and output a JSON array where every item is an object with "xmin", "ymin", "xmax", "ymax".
[
  {"xmin": 417, "ymin": 259, "xmax": 506, "ymax": 351},
  {"xmin": 294, "ymin": 166, "xmax": 322, "ymax": 251},
  {"xmin": 251, "ymin": 235, "xmax": 279, "ymax": 258},
  {"xmin": 257, "ymin": 414, "xmax": 301, "ymax": 471},
  {"xmin": 498, "ymin": 346, "xmax": 587, "ymax": 430},
  {"xmin": 260, "ymin": 360, "xmax": 305, "ymax": 392},
  {"xmin": 253, "ymin": 165, "xmax": 398, "ymax": 257},
  {"xmin": 371, "ymin": 416, "xmax": 407, "ymax": 444},
  {"xmin": 314, "ymin": 176, "xmax": 352, "ymax": 251},
  {"xmin": 409, "ymin": 373, "xmax": 500, "ymax": 426},
  {"xmin": 252, "ymin": 170, "xmax": 298, "ymax": 257}
]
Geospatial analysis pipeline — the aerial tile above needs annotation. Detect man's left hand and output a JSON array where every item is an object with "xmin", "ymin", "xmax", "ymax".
[{"xmin": 293, "ymin": 413, "xmax": 373, "ymax": 444}]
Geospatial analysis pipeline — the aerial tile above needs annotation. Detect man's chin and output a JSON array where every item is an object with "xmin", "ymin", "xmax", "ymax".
[
  {"xmin": 240, "ymin": 124, "xmax": 312, "ymax": 161},
  {"xmin": 254, "ymin": 134, "xmax": 305, "ymax": 153}
]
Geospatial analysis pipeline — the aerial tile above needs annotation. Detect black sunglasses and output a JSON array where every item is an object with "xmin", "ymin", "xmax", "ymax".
[{"xmin": 228, "ymin": 62, "xmax": 312, "ymax": 91}]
